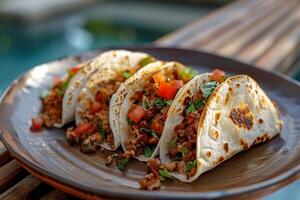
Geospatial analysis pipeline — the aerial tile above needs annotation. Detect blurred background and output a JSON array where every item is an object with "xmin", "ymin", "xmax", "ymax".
[
  {"xmin": 0, "ymin": 0, "xmax": 299, "ymax": 199},
  {"xmin": 0, "ymin": 0, "xmax": 223, "ymax": 91}
]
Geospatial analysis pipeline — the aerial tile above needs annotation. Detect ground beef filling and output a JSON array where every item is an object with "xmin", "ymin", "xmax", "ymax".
[
  {"xmin": 167, "ymin": 94, "xmax": 203, "ymax": 178},
  {"xmin": 66, "ymin": 69, "xmax": 139, "ymax": 153},
  {"xmin": 41, "ymin": 77, "xmax": 72, "ymax": 127},
  {"xmin": 66, "ymin": 79, "xmax": 122, "ymax": 153},
  {"xmin": 124, "ymin": 67, "xmax": 187, "ymax": 159}
]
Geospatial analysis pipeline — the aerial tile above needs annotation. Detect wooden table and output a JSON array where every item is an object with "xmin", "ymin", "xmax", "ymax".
[{"xmin": 1, "ymin": 0, "xmax": 299, "ymax": 199}]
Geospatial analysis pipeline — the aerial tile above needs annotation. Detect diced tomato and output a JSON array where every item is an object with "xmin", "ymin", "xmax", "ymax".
[
  {"xmin": 211, "ymin": 69, "xmax": 225, "ymax": 83},
  {"xmin": 53, "ymin": 76, "xmax": 61, "ymax": 86},
  {"xmin": 152, "ymin": 72, "xmax": 165, "ymax": 83},
  {"xmin": 74, "ymin": 123, "xmax": 92, "ymax": 136},
  {"xmin": 128, "ymin": 105, "xmax": 145, "ymax": 123},
  {"xmin": 149, "ymin": 137, "xmax": 158, "ymax": 145},
  {"xmin": 171, "ymin": 80, "xmax": 184, "ymax": 89},
  {"xmin": 31, "ymin": 117, "xmax": 44, "ymax": 131},
  {"xmin": 189, "ymin": 167, "xmax": 197, "ymax": 177},
  {"xmin": 70, "ymin": 67, "xmax": 81, "ymax": 74},
  {"xmin": 90, "ymin": 102, "xmax": 102, "ymax": 114},
  {"xmin": 157, "ymin": 82, "xmax": 178, "ymax": 100}
]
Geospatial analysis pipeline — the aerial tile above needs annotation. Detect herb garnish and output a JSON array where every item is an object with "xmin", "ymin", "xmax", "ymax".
[
  {"xmin": 140, "ymin": 128, "xmax": 158, "ymax": 138},
  {"xmin": 98, "ymin": 120, "xmax": 106, "ymax": 139},
  {"xmin": 168, "ymin": 137, "xmax": 177, "ymax": 149},
  {"xmin": 117, "ymin": 158, "xmax": 129, "ymax": 171},
  {"xmin": 127, "ymin": 117, "xmax": 134, "ymax": 125},
  {"xmin": 122, "ymin": 71, "xmax": 131, "ymax": 79},
  {"xmin": 180, "ymin": 146, "xmax": 189, "ymax": 155},
  {"xmin": 179, "ymin": 67, "xmax": 197, "ymax": 81},
  {"xmin": 144, "ymin": 145, "xmax": 153, "ymax": 157},
  {"xmin": 187, "ymin": 160, "xmax": 197, "ymax": 172},
  {"xmin": 186, "ymin": 99, "xmax": 205, "ymax": 114},
  {"xmin": 200, "ymin": 81, "xmax": 219, "ymax": 98},
  {"xmin": 138, "ymin": 56, "xmax": 155, "ymax": 67},
  {"xmin": 154, "ymin": 98, "xmax": 173, "ymax": 109},
  {"xmin": 159, "ymin": 168, "xmax": 172, "ymax": 179},
  {"xmin": 143, "ymin": 99, "xmax": 150, "ymax": 109}
]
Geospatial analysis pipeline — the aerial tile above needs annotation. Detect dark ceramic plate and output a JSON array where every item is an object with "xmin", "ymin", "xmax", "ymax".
[{"xmin": 1, "ymin": 47, "xmax": 300, "ymax": 200}]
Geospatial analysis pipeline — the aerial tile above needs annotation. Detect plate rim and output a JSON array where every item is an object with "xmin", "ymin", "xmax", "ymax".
[{"xmin": 1, "ymin": 46, "xmax": 300, "ymax": 199}]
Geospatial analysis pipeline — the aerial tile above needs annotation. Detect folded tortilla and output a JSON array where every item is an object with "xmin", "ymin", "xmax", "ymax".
[
  {"xmin": 75, "ymin": 50, "xmax": 152, "ymax": 150},
  {"xmin": 160, "ymin": 74, "xmax": 283, "ymax": 182},
  {"xmin": 119, "ymin": 61, "xmax": 192, "ymax": 161},
  {"xmin": 54, "ymin": 60, "xmax": 95, "ymax": 127}
]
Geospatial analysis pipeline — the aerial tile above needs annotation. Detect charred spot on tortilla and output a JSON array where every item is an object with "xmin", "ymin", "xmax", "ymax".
[
  {"xmin": 228, "ymin": 87, "xmax": 233, "ymax": 92},
  {"xmin": 206, "ymin": 150, "xmax": 212, "ymax": 158},
  {"xmin": 214, "ymin": 156, "xmax": 224, "ymax": 165},
  {"xmin": 229, "ymin": 106, "xmax": 254, "ymax": 130},
  {"xmin": 210, "ymin": 130, "xmax": 220, "ymax": 140},
  {"xmin": 214, "ymin": 112, "xmax": 221, "ymax": 125},
  {"xmin": 236, "ymin": 83, "xmax": 240, "ymax": 88},
  {"xmin": 258, "ymin": 118, "xmax": 264, "ymax": 124},
  {"xmin": 240, "ymin": 139, "xmax": 249, "ymax": 149},
  {"xmin": 223, "ymin": 142, "xmax": 229, "ymax": 153},
  {"xmin": 224, "ymin": 91, "xmax": 231, "ymax": 104}
]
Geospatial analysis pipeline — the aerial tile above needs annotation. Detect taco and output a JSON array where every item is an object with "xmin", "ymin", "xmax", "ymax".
[
  {"xmin": 158, "ymin": 70, "xmax": 283, "ymax": 183},
  {"xmin": 66, "ymin": 50, "xmax": 154, "ymax": 152},
  {"xmin": 118, "ymin": 61, "xmax": 197, "ymax": 162},
  {"xmin": 31, "ymin": 60, "xmax": 98, "ymax": 130}
]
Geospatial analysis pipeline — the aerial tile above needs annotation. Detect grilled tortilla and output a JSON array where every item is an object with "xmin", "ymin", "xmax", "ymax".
[
  {"xmin": 119, "ymin": 62, "xmax": 196, "ymax": 161},
  {"xmin": 69, "ymin": 50, "xmax": 152, "ymax": 151},
  {"xmin": 159, "ymin": 74, "xmax": 283, "ymax": 182}
]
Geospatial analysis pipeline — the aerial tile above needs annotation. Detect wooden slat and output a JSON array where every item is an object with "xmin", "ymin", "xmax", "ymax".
[
  {"xmin": 256, "ymin": 26, "xmax": 300, "ymax": 71},
  {"xmin": 157, "ymin": 0, "xmax": 300, "ymax": 72},
  {"xmin": 156, "ymin": 0, "xmax": 265, "ymax": 46},
  {"xmin": 216, "ymin": 0, "xmax": 299, "ymax": 57},
  {"xmin": 0, "ymin": 160, "xmax": 27, "ymax": 193},
  {"xmin": 0, "ymin": 175, "xmax": 41, "ymax": 199},
  {"xmin": 237, "ymin": 8, "xmax": 300, "ymax": 63},
  {"xmin": 40, "ymin": 189, "xmax": 77, "ymax": 200},
  {"xmin": 184, "ymin": 0, "xmax": 275, "ymax": 49},
  {"xmin": 0, "ymin": 141, "xmax": 12, "ymax": 166}
]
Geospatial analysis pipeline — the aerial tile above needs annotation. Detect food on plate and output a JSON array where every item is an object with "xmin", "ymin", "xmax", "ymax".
[
  {"xmin": 66, "ymin": 50, "xmax": 154, "ymax": 152},
  {"xmin": 31, "ymin": 60, "xmax": 95, "ymax": 130},
  {"xmin": 118, "ymin": 61, "xmax": 197, "ymax": 163},
  {"xmin": 155, "ymin": 71, "xmax": 283, "ymax": 185},
  {"xmin": 29, "ymin": 49, "xmax": 283, "ymax": 191}
]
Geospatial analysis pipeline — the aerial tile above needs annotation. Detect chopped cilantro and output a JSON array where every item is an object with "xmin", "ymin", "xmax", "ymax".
[
  {"xmin": 186, "ymin": 98, "xmax": 205, "ymax": 114},
  {"xmin": 144, "ymin": 145, "xmax": 153, "ymax": 157},
  {"xmin": 154, "ymin": 98, "xmax": 172, "ymax": 109},
  {"xmin": 117, "ymin": 158, "xmax": 129, "ymax": 171},
  {"xmin": 154, "ymin": 98, "xmax": 165, "ymax": 109},
  {"xmin": 186, "ymin": 103, "xmax": 196, "ymax": 114},
  {"xmin": 143, "ymin": 100, "xmax": 150, "ymax": 109},
  {"xmin": 168, "ymin": 137, "xmax": 177, "ymax": 149},
  {"xmin": 187, "ymin": 160, "xmax": 197, "ymax": 172},
  {"xmin": 127, "ymin": 117, "xmax": 134, "ymax": 125},
  {"xmin": 180, "ymin": 146, "xmax": 189, "ymax": 155},
  {"xmin": 165, "ymin": 100, "xmax": 173, "ymax": 105},
  {"xmin": 179, "ymin": 67, "xmax": 197, "ymax": 81},
  {"xmin": 200, "ymin": 81, "xmax": 219, "ymax": 98},
  {"xmin": 194, "ymin": 99, "xmax": 206, "ymax": 110},
  {"xmin": 122, "ymin": 71, "xmax": 131, "ymax": 79},
  {"xmin": 159, "ymin": 168, "xmax": 172, "ymax": 179},
  {"xmin": 138, "ymin": 56, "xmax": 155, "ymax": 67},
  {"xmin": 57, "ymin": 80, "xmax": 69, "ymax": 96},
  {"xmin": 140, "ymin": 128, "xmax": 158, "ymax": 138},
  {"xmin": 171, "ymin": 156, "xmax": 181, "ymax": 162},
  {"xmin": 98, "ymin": 120, "xmax": 106, "ymax": 139}
]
